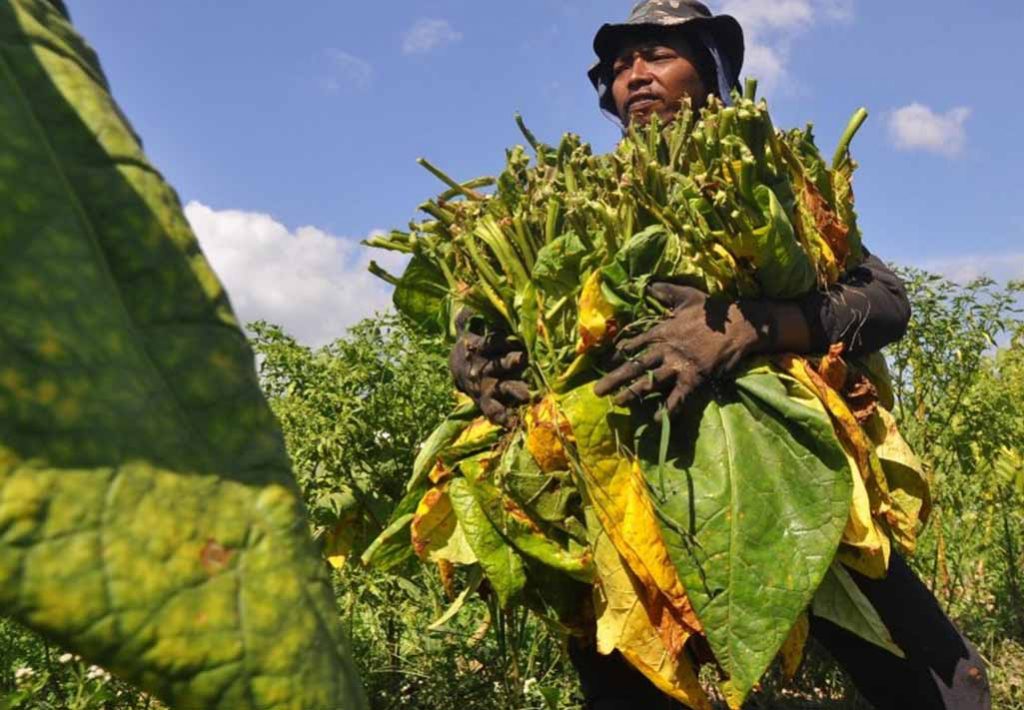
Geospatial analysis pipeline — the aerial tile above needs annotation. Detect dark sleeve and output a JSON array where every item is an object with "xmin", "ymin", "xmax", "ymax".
[{"xmin": 797, "ymin": 250, "xmax": 911, "ymax": 356}]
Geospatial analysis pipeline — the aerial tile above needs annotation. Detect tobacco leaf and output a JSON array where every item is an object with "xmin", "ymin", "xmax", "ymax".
[
  {"xmin": 460, "ymin": 473, "xmax": 592, "ymax": 583},
  {"xmin": 812, "ymin": 563, "xmax": 904, "ymax": 658},
  {"xmin": 780, "ymin": 356, "xmax": 895, "ymax": 579},
  {"xmin": 437, "ymin": 416, "xmax": 505, "ymax": 467},
  {"xmin": 576, "ymin": 271, "xmax": 618, "ymax": 354},
  {"xmin": 361, "ymin": 484, "xmax": 423, "ymax": 572},
  {"xmin": 393, "ymin": 253, "xmax": 449, "ymax": 334},
  {"xmin": 635, "ymin": 366, "xmax": 851, "ymax": 706},
  {"xmin": 560, "ymin": 386, "xmax": 704, "ymax": 648},
  {"xmin": 589, "ymin": 516, "xmax": 711, "ymax": 710},
  {"xmin": 0, "ymin": 2, "xmax": 366, "ymax": 706},
  {"xmin": 532, "ymin": 231, "xmax": 589, "ymax": 299},
  {"xmin": 743, "ymin": 185, "xmax": 817, "ymax": 299},
  {"xmin": 525, "ymin": 396, "xmax": 572, "ymax": 473},
  {"xmin": 407, "ymin": 402, "xmax": 478, "ymax": 491},
  {"xmin": 410, "ymin": 486, "xmax": 477, "ymax": 565},
  {"xmin": 866, "ymin": 407, "xmax": 932, "ymax": 551},
  {"xmin": 448, "ymin": 477, "xmax": 527, "ymax": 607}
]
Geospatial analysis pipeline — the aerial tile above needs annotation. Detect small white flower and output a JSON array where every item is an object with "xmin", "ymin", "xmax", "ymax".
[
  {"xmin": 523, "ymin": 677, "xmax": 539, "ymax": 695},
  {"xmin": 58, "ymin": 652, "xmax": 75, "ymax": 664},
  {"xmin": 14, "ymin": 666, "xmax": 35, "ymax": 682},
  {"xmin": 86, "ymin": 665, "xmax": 112, "ymax": 682}
]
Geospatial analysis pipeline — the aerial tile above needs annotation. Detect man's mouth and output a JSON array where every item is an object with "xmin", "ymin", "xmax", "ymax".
[{"xmin": 627, "ymin": 93, "xmax": 660, "ymax": 113}]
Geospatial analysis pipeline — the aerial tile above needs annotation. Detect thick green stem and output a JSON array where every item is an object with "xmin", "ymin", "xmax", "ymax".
[
  {"xmin": 545, "ymin": 199, "xmax": 561, "ymax": 244},
  {"xmin": 832, "ymin": 108, "xmax": 869, "ymax": 170},
  {"xmin": 515, "ymin": 113, "xmax": 545, "ymax": 157},
  {"xmin": 438, "ymin": 176, "xmax": 495, "ymax": 203},
  {"xmin": 744, "ymin": 78, "xmax": 758, "ymax": 101},
  {"xmin": 367, "ymin": 261, "xmax": 401, "ymax": 287},
  {"xmin": 418, "ymin": 157, "xmax": 485, "ymax": 201}
]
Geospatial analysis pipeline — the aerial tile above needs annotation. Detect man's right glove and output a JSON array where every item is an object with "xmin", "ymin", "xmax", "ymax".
[{"xmin": 449, "ymin": 310, "xmax": 531, "ymax": 426}]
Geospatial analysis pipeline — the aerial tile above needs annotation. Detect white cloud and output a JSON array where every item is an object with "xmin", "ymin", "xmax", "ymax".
[
  {"xmin": 401, "ymin": 19, "xmax": 462, "ymax": 55},
  {"xmin": 185, "ymin": 201, "xmax": 407, "ymax": 346},
  {"xmin": 324, "ymin": 49, "xmax": 373, "ymax": 92},
  {"xmin": 887, "ymin": 103, "xmax": 972, "ymax": 157},
  {"xmin": 714, "ymin": 0, "xmax": 855, "ymax": 90},
  {"xmin": 921, "ymin": 253, "xmax": 1024, "ymax": 285}
]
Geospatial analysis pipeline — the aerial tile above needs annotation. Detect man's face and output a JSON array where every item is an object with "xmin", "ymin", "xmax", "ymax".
[{"xmin": 610, "ymin": 36, "xmax": 707, "ymax": 127}]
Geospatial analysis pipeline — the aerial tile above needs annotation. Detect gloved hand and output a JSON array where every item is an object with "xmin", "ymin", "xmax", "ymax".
[
  {"xmin": 594, "ymin": 283, "xmax": 788, "ymax": 418},
  {"xmin": 449, "ymin": 310, "xmax": 531, "ymax": 426}
]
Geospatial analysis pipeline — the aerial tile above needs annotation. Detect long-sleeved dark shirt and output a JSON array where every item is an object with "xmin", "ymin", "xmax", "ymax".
[{"xmin": 798, "ymin": 250, "xmax": 910, "ymax": 356}]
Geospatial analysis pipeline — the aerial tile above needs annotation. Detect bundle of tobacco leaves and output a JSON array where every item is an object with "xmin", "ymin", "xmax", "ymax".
[{"xmin": 362, "ymin": 83, "xmax": 930, "ymax": 709}]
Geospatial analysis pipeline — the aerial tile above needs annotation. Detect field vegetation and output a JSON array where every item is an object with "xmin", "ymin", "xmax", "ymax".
[{"xmin": 2, "ymin": 272, "xmax": 1021, "ymax": 709}]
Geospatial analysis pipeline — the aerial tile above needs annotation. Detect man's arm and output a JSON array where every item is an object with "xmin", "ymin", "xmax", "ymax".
[
  {"xmin": 797, "ymin": 251, "xmax": 911, "ymax": 356},
  {"xmin": 595, "ymin": 251, "xmax": 912, "ymax": 415}
]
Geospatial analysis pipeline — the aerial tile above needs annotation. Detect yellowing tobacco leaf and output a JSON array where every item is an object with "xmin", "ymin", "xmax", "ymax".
[
  {"xmin": 439, "ymin": 416, "xmax": 504, "ymax": 467},
  {"xmin": 778, "ymin": 356, "xmax": 891, "ymax": 578},
  {"xmin": 323, "ymin": 517, "xmax": 360, "ymax": 570},
  {"xmin": 577, "ymin": 271, "xmax": 618, "ymax": 354},
  {"xmin": 561, "ymin": 386, "xmax": 703, "ymax": 647},
  {"xmin": 526, "ymin": 396, "xmax": 573, "ymax": 472},
  {"xmin": 866, "ymin": 407, "xmax": 931, "ymax": 554},
  {"xmin": 410, "ymin": 486, "xmax": 477, "ymax": 565},
  {"xmin": 591, "ymin": 521, "xmax": 710, "ymax": 710}
]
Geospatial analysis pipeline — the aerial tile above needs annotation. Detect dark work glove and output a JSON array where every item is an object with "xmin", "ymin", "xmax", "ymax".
[
  {"xmin": 448, "ymin": 310, "xmax": 531, "ymax": 426},
  {"xmin": 594, "ymin": 284, "xmax": 780, "ymax": 418}
]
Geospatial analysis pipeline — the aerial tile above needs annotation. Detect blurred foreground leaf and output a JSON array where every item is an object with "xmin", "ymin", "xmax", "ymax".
[{"xmin": 0, "ymin": 1, "xmax": 366, "ymax": 707}]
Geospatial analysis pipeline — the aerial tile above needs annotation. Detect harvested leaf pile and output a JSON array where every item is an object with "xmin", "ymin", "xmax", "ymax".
[{"xmin": 365, "ymin": 84, "xmax": 930, "ymax": 709}]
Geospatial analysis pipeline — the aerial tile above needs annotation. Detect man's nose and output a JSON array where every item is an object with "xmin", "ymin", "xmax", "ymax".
[{"xmin": 626, "ymin": 58, "xmax": 653, "ymax": 89}]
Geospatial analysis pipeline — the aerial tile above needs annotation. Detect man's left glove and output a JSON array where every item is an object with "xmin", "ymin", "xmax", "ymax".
[
  {"xmin": 594, "ymin": 283, "xmax": 778, "ymax": 418},
  {"xmin": 449, "ymin": 310, "xmax": 531, "ymax": 426}
]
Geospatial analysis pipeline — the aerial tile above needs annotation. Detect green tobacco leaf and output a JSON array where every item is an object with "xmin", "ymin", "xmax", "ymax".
[
  {"xmin": 0, "ymin": 2, "xmax": 366, "ymax": 708},
  {"xmin": 812, "ymin": 564, "xmax": 905, "ymax": 658},
  {"xmin": 393, "ymin": 254, "xmax": 449, "ymax": 334},
  {"xmin": 461, "ymin": 474, "xmax": 593, "ymax": 583},
  {"xmin": 448, "ymin": 478, "xmax": 527, "ymax": 607},
  {"xmin": 532, "ymin": 232, "xmax": 588, "ymax": 298},
  {"xmin": 407, "ymin": 403, "xmax": 477, "ymax": 492},
  {"xmin": 744, "ymin": 186, "xmax": 817, "ymax": 298},
  {"xmin": 361, "ymin": 484, "xmax": 424, "ymax": 571},
  {"xmin": 633, "ymin": 367, "xmax": 851, "ymax": 705}
]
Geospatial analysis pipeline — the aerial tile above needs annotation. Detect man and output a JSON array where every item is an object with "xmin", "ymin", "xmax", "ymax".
[{"xmin": 449, "ymin": 2, "xmax": 991, "ymax": 707}]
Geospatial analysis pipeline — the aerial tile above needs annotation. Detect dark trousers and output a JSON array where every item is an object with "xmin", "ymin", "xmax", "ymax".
[{"xmin": 570, "ymin": 555, "xmax": 991, "ymax": 709}]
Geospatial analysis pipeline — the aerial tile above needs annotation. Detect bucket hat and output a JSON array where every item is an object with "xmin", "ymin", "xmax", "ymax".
[{"xmin": 588, "ymin": 0, "xmax": 745, "ymax": 117}]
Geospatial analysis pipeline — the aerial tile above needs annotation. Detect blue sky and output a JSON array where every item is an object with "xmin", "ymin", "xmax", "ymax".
[{"xmin": 68, "ymin": 1, "xmax": 1023, "ymax": 344}]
